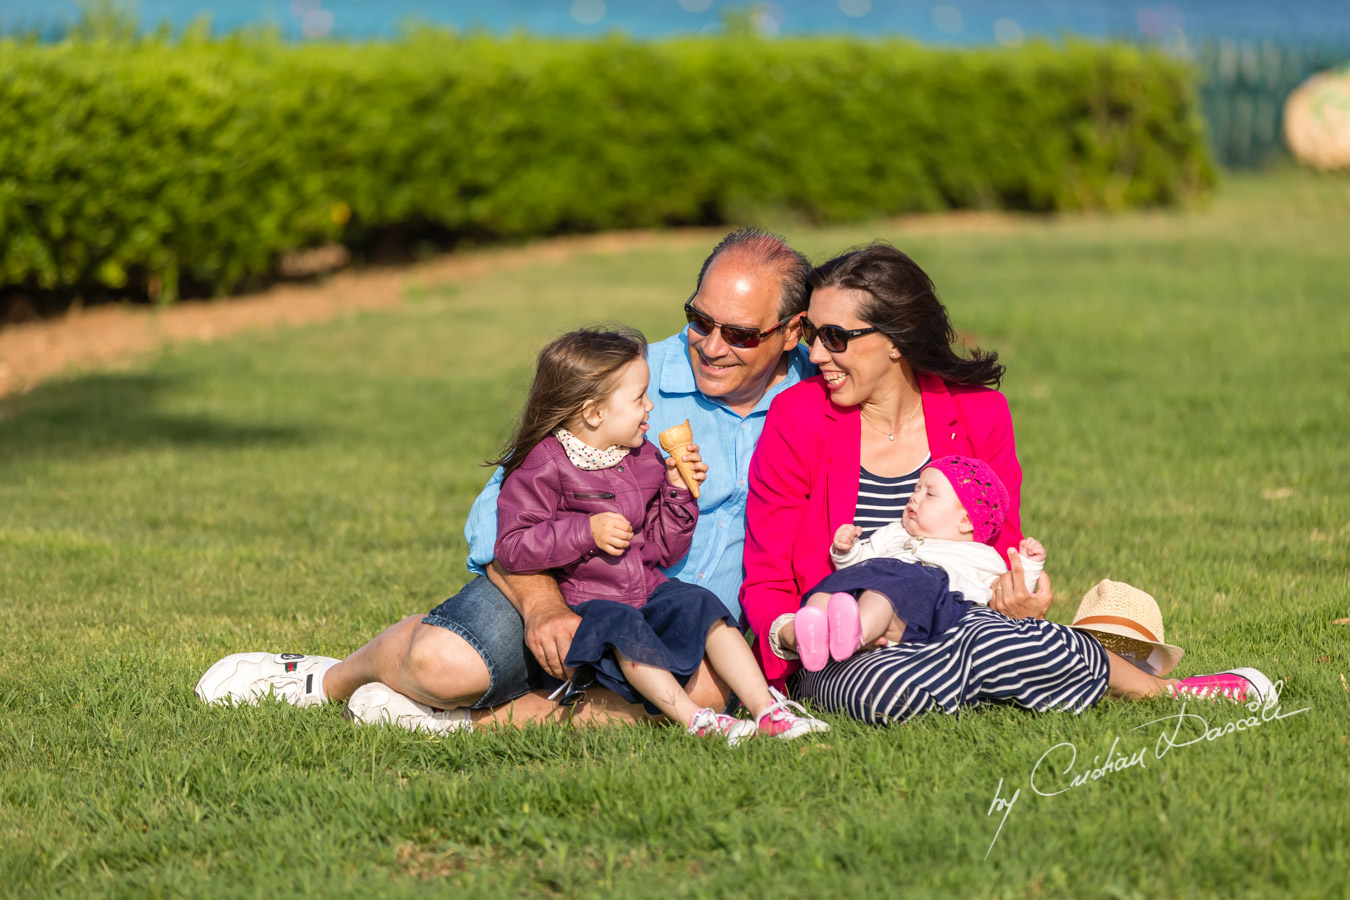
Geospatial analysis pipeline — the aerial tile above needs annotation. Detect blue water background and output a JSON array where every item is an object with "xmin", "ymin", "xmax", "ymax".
[{"xmin": 3, "ymin": 0, "xmax": 1348, "ymax": 44}]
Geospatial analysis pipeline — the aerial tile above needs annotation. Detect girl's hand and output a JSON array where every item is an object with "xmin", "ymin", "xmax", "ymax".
[
  {"xmin": 590, "ymin": 512, "xmax": 634, "ymax": 556},
  {"xmin": 665, "ymin": 442, "xmax": 708, "ymax": 489},
  {"xmin": 1019, "ymin": 536, "xmax": 1046, "ymax": 562},
  {"xmin": 833, "ymin": 523, "xmax": 862, "ymax": 554}
]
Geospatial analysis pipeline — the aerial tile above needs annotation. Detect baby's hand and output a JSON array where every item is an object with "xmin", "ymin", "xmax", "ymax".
[
  {"xmin": 1019, "ymin": 536, "xmax": 1046, "ymax": 563},
  {"xmin": 833, "ymin": 523, "xmax": 863, "ymax": 554},
  {"xmin": 664, "ymin": 442, "xmax": 708, "ymax": 490},
  {"xmin": 590, "ymin": 512, "xmax": 634, "ymax": 557}
]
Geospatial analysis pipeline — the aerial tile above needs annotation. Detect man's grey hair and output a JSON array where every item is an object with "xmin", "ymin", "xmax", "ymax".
[{"xmin": 691, "ymin": 227, "xmax": 811, "ymax": 320}]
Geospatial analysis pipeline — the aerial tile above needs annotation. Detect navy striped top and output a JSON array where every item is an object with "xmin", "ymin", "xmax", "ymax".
[{"xmin": 855, "ymin": 456, "xmax": 930, "ymax": 539}]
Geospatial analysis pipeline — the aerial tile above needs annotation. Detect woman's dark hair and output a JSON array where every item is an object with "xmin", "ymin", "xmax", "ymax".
[
  {"xmin": 489, "ymin": 326, "xmax": 648, "ymax": 480},
  {"xmin": 808, "ymin": 243, "xmax": 1004, "ymax": 388}
]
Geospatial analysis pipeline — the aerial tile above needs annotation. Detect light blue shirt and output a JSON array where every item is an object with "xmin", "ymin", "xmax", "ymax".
[{"xmin": 464, "ymin": 329, "xmax": 814, "ymax": 620}]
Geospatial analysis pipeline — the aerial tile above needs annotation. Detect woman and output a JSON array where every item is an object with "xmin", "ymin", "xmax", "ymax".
[{"xmin": 739, "ymin": 243, "xmax": 1111, "ymax": 723}]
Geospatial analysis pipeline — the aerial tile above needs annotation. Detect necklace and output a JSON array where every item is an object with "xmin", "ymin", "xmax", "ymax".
[{"xmin": 860, "ymin": 399, "xmax": 921, "ymax": 442}]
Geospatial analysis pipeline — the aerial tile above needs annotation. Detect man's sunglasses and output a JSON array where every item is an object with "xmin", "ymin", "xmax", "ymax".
[
  {"xmin": 684, "ymin": 300, "xmax": 793, "ymax": 349},
  {"xmin": 800, "ymin": 317, "xmax": 881, "ymax": 353}
]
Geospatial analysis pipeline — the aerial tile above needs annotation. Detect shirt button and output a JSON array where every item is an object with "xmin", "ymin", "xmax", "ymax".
[
  {"xmin": 617, "ymin": 466, "xmax": 623, "ymax": 472},
  {"xmin": 718, "ymin": 521, "xmax": 725, "ymax": 529},
  {"xmin": 737, "ymin": 478, "xmax": 746, "ymax": 487},
  {"xmin": 698, "ymin": 572, "xmax": 706, "ymax": 579}
]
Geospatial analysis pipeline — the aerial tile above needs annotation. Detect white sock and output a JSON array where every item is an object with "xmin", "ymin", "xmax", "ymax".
[{"xmin": 307, "ymin": 659, "xmax": 339, "ymax": 702}]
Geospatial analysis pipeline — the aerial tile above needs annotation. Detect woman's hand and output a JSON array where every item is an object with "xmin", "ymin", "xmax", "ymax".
[{"xmin": 990, "ymin": 549, "xmax": 1053, "ymax": 619}]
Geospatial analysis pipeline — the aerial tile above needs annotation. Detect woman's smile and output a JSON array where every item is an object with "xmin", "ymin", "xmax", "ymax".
[{"xmin": 822, "ymin": 370, "xmax": 847, "ymax": 389}]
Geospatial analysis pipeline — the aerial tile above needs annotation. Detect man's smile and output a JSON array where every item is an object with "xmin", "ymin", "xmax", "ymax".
[{"xmin": 698, "ymin": 353, "xmax": 739, "ymax": 372}]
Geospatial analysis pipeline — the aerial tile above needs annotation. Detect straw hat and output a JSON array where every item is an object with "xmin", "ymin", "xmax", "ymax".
[{"xmin": 1069, "ymin": 580, "xmax": 1184, "ymax": 677}]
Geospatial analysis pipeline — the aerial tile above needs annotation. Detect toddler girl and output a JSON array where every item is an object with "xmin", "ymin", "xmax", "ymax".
[
  {"xmin": 493, "ymin": 327, "xmax": 829, "ymax": 745},
  {"xmin": 795, "ymin": 455, "xmax": 1043, "ymax": 671}
]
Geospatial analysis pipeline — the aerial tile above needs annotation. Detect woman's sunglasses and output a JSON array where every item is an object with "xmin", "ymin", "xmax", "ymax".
[
  {"xmin": 800, "ymin": 317, "xmax": 881, "ymax": 353},
  {"xmin": 547, "ymin": 665, "xmax": 597, "ymax": 710},
  {"xmin": 684, "ymin": 300, "xmax": 792, "ymax": 349}
]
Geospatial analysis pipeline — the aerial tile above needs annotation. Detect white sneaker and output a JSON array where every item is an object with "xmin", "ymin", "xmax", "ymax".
[
  {"xmin": 343, "ymin": 682, "xmax": 472, "ymax": 734},
  {"xmin": 194, "ymin": 652, "xmax": 338, "ymax": 707}
]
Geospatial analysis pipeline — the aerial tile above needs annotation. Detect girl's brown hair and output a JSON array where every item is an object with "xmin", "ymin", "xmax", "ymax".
[{"xmin": 489, "ymin": 326, "xmax": 648, "ymax": 480}]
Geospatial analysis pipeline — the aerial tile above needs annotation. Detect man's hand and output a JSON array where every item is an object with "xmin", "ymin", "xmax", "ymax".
[
  {"xmin": 833, "ymin": 523, "xmax": 862, "ymax": 555},
  {"xmin": 487, "ymin": 562, "xmax": 580, "ymax": 680},
  {"xmin": 590, "ymin": 512, "xmax": 634, "ymax": 556},
  {"xmin": 522, "ymin": 600, "xmax": 582, "ymax": 681},
  {"xmin": 989, "ymin": 549, "xmax": 1053, "ymax": 620}
]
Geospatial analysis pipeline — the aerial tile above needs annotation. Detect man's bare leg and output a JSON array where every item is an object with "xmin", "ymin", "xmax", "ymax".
[
  {"xmin": 325, "ymin": 560, "xmax": 732, "ymax": 727},
  {"xmin": 323, "ymin": 613, "xmax": 728, "ymax": 728},
  {"xmin": 322, "ymin": 617, "xmax": 491, "ymax": 708},
  {"xmin": 469, "ymin": 659, "xmax": 730, "ymax": 729},
  {"xmin": 473, "ymin": 564, "xmax": 729, "ymax": 727}
]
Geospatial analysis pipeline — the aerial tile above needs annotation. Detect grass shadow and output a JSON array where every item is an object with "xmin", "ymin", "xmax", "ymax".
[{"xmin": 0, "ymin": 371, "xmax": 314, "ymax": 462}]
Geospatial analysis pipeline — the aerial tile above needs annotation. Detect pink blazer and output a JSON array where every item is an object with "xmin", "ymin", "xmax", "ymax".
[{"xmin": 740, "ymin": 371, "xmax": 1024, "ymax": 688}]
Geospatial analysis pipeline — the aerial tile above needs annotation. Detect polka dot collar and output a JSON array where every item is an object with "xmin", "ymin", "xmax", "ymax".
[{"xmin": 553, "ymin": 427, "xmax": 630, "ymax": 471}]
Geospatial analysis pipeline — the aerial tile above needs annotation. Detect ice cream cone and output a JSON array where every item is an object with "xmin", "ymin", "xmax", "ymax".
[{"xmin": 658, "ymin": 419, "xmax": 699, "ymax": 498}]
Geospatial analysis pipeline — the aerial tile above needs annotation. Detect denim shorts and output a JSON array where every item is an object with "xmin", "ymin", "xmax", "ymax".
[{"xmin": 422, "ymin": 575, "xmax": 555, "ymax": 709}]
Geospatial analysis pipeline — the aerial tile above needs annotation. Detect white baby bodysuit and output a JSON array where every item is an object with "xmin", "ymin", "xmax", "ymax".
[{"xmin": 831, "ymin": 522, "xmax": 1043, "ymax": 606}]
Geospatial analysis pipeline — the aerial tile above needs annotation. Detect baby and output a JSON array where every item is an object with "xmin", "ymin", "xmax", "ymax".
[{"xmin": 795, "ymin": 455, "xmax": 1044, "ymax": 672}]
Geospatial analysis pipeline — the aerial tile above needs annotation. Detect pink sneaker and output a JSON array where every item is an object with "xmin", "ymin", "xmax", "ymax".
[
  {"xmin": 795, "ymin": 606, "xmax": 830, "ymax": 672},
  {"xmin": 755, "ymin": 688, "xmax": 831, "ymax": 741},
  {"xmin": 1168, "ymin": 667, "xmax": 1274, "ymax": 704},
  {"xmin": 687, "ymin": 708, "xmax": 758, "ymax": 747},
  {"xmin": 826, "ymin": 592, "xmax": 862, "ymax": 662}
]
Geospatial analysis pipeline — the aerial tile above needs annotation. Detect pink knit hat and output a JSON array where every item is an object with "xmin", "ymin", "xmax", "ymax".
[{"xmin": 926, "ymin": 456, "xmax": 1009, "ymax": 545}]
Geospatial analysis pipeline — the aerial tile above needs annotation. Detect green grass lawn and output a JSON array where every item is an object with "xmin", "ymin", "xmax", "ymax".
[{"xmin": 2, "ymin": 169, "xmax": 1348, "ymax": 898}]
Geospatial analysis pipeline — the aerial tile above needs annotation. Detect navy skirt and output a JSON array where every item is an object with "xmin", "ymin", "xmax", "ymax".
[
  {"xmin": 563, "ymin": 578, "xmax": 733, "ymax": 711},
  {"xmin": 805, "ymin": 558, "xmax": 974, "ymax": 645}
]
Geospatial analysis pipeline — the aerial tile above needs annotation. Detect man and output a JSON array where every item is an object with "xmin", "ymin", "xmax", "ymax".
[{"xmin": 196, "ymin": 227, "xmax": 815, "ymax": 730}]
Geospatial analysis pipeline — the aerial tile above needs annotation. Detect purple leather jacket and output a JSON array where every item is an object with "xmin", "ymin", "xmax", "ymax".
[{"xmin": 494, "ymin": 436, "xmax": 698, "ymax": 607}]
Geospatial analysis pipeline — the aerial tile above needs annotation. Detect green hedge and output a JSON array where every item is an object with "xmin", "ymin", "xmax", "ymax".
[{"xmin": 0, "ymin": 33, "xmax": 1215, "ymax": 301}]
